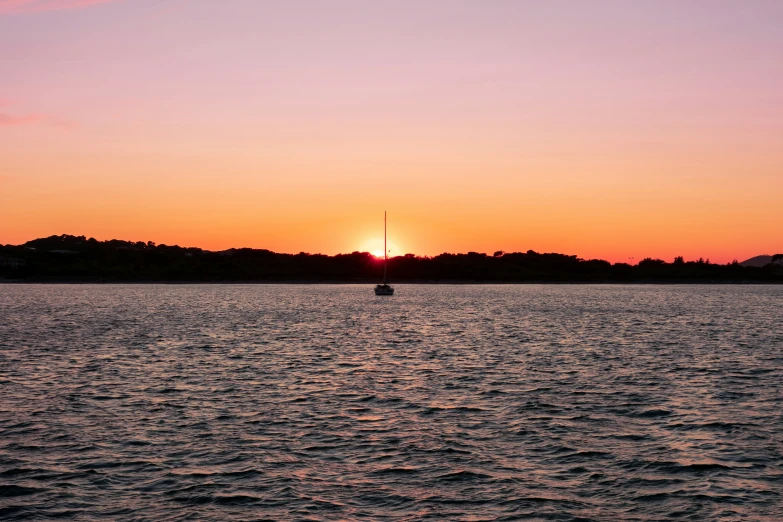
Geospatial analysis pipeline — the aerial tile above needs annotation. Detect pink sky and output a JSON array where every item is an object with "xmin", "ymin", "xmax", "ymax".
[{"xmin": 1, "ymin": 1, "xmax": 782, "ymax": 262}]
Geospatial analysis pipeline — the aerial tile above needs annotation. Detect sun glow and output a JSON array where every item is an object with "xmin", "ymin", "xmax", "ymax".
[{"xmin": 359, "ymin": 238, "xmax": 402, "ymax": 259}]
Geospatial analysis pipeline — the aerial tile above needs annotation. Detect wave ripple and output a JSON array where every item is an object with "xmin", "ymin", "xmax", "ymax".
[{"xmin": 1, "ymin": 284, "xmax": 782, "ymax": 520}]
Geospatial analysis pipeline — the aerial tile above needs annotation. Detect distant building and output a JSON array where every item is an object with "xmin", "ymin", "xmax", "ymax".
[{"xmin": 0, "ymin": 257, "xmax": 25, "ymax": 269}]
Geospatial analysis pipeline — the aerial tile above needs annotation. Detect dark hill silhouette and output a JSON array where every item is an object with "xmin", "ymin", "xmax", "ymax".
[
  {"xmin": 740, "ymin": 254, "xmax": 783, "ymax": 268},
  {"xmin": 1, "ymin": 234, "xmax": 782, "ymax": 283}
]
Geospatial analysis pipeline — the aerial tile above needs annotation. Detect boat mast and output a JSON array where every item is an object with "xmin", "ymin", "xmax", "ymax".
[{"xmin": 383, "ymin": 211, "xmax": 387, "ymax": 283}]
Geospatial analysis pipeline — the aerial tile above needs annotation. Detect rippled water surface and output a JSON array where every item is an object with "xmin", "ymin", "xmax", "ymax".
[{"xmin": 1, "ymin": 284, "xmax": 782, "ymax": 521}]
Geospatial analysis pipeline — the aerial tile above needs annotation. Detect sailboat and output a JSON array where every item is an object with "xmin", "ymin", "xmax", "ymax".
[{"xmin": 374, "ymin": 211, "xmax": 394, "ymax": 295}]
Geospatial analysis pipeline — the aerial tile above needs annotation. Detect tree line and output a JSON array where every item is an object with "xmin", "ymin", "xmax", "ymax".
[{"xmin": 1, "ymin": 234, "xmax": 781, "ymax": 283}]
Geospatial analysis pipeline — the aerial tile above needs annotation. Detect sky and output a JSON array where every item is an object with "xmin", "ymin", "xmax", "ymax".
[{"xmin": 1, "ymin": 0, "xmax": 782, "ymax": 263}]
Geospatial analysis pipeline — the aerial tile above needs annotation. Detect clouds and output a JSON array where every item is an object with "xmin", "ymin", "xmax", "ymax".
[
  {"xmin": 0, "ymin": 112, "xmax": 73, "ymax": 129},
  {"xmin": 0, "ymin": 112, "xmax": 45, "ymax": 126},
  {"xmin": 0, "ymin": 100, "xmax": 42, "ymax": 126},
  {"xmin": 0, "ymin": 101, "xmax": 71, "ymax": 128},
  {"xmin": 0, "ymin": 0, "xmax": 117, "ymax": 14}
]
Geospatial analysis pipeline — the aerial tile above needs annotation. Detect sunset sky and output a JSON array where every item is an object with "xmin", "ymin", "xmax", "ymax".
[{"xmin": 1, "ymin": 1, "xmax": 781, "ymax": 263}]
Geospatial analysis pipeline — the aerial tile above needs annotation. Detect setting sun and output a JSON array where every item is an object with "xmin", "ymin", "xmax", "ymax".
[{"xmin": 359, "ymin": 237, "xmax": 402, "ymax": 259}]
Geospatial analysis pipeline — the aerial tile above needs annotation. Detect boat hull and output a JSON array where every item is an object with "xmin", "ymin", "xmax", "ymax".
[{"xmin": 374, "ymin": 284, "xmax": 394, "ymax": 296}]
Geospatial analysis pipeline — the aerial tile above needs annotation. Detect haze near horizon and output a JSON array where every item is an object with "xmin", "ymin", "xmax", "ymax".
[{"xmin": 1, "ymin": 1, "xmax": 782, "ymax": 263}]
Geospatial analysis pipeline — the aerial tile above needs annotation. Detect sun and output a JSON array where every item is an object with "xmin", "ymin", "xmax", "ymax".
[{"xmin": 359, "ymin": 238, "xmax": 402, "ymax": 258}]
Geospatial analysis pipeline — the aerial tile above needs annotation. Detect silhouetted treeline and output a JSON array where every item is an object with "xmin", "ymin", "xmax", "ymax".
[{"xmin": 1, "ymin": 235, "xmax": 782, "ymax": 283}]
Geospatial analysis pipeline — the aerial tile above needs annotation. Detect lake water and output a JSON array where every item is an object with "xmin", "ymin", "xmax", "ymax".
[{"xmin": 1, "ymin": 284, "xmax": 782, "ymax": 520}]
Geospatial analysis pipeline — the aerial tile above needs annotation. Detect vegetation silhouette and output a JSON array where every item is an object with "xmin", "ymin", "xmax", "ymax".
[{"xmin": 1, "ymin": 235, "xmax": 782, "ymax": 283}]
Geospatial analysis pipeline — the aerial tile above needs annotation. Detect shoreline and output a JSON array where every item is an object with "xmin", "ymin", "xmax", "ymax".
[{"xmin": 2, "ymin": 279, "xmax": 781, "ymax": 285}]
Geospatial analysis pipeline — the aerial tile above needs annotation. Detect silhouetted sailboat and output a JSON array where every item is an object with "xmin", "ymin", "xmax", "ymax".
[{"xmin": 374, "ymin": 211, "xmax": 394, "ymax": 295}]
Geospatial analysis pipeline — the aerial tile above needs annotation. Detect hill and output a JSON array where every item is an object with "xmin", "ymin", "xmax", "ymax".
[{"xmin": 740, "ymin": 255, "xmax": 783, "ymax": 268}]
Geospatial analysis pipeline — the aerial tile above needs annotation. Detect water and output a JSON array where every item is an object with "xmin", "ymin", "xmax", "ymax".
[{"xmin": 1, "ymin": 284, "xmax": 782, "ymax": 521}]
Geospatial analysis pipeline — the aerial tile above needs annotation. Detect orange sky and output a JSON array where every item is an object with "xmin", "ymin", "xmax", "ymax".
[{"xmin": 1, "ymin": 1, "xmax": 782, "ymax": 263}]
